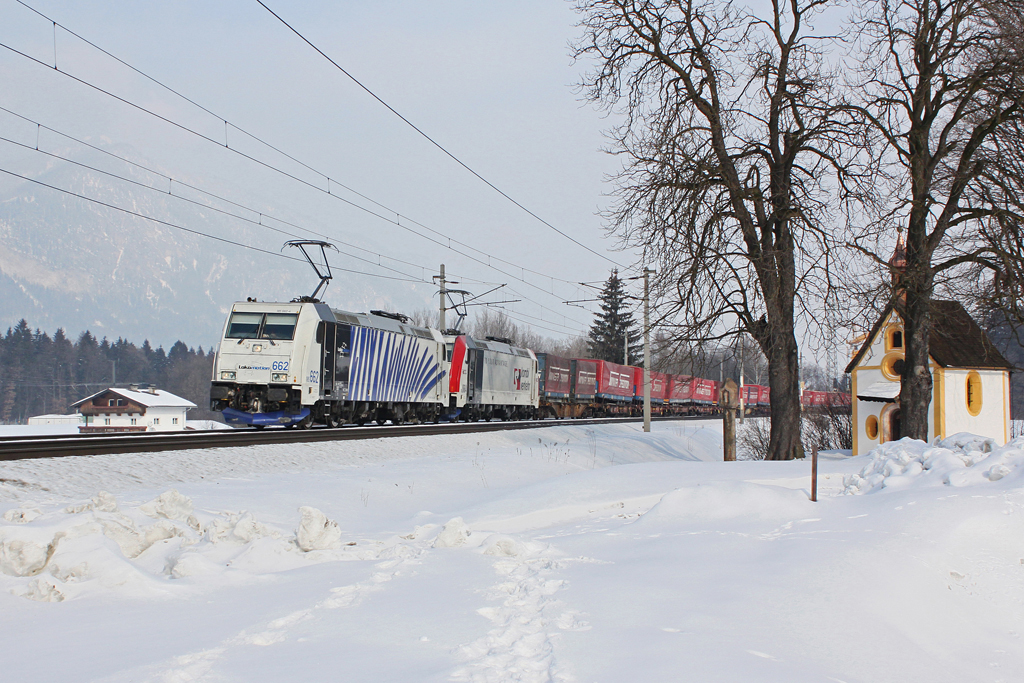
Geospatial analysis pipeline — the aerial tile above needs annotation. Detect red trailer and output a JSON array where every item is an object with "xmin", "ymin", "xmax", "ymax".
[
  {"xmin": 692, "ymin": 377, "xmax": 718, "ymax": 404},
  {"xmin": 667, "ymin": 375, "xmax": 694, "ymax": 404},
  {"xmin": 536, "ymin": 353, "xmax": 571, "ymax": 400},
  {"xmin": 801, "ymin": 390, "xmax": 826, "ymax": 408},
  {"xmin": 741, "ymin": 384, "xmax": 770, "ymax": 407},
  {"xmin": 572, "ymin": 359, "xmax": 599, "ymax": 401},
  {"xmin": 827, "ymin": 392, "xmax": 851, "ymax": 407},
  {"xmin": 632, "ymin": 367, "xmax": 670, "ymax": 404},
  {"xmin": 592, "ymin": 360, "xmax": 634, "ymax": 401}
]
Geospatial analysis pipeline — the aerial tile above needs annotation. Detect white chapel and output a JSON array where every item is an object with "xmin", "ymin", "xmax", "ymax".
[{"xmin": 845, "ymin": 299, "xmax": 1013, "ymax": 455}]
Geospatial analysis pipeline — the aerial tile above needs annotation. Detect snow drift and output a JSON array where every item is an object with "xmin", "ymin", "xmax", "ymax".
[{"xmin": 843, "ymin": 433, "xmax": 1024, "ymax": 494}]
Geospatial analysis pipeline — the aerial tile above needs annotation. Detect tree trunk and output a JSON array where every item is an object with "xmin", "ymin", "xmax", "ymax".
[
  {"xmin": 765, "ymin": 328, "xmax": 805, "ymax": 461},
  {"xmin": 899, "ymin": 267, "xmax": 934, "ymax": 441}
]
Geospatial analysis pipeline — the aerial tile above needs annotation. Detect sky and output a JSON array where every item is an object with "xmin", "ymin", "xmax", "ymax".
[{"xmin": 0, "ymin": 0, "xmax": 633, "ymax": 342}]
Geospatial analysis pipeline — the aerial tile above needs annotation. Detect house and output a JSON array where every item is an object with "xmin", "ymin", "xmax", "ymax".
[
  {"xmin": 71, "ymin": 386, "xmax": 196, "ymax": 433},
  {"xmin": 845, "ymin": 299, "xmax": 1013, "ymax": 455}
]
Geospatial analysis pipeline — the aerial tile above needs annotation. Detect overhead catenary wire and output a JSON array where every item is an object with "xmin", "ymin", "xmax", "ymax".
[
  {"xmin": 0, "ymin": 165, "xmax": 427, "ymax": 283},
  {"xmin": 254, "ymin": 0, "xmax": 625, "ymax": 270},
  {"xmin": 6, "ymin": 111, "xmax": 593, "ymax": 325},
  {"xmin": 2, "ymin": 117, "xmax": 594, "ymax": 329},
  {"xmin": 0, "ymin": 136, "xmax": 434, "ymax": 283},
  {"xmin": 484, "ymin": 306, "xmax": 583, "ymax": 337},
  {"xmin": 0, "ymin": 104, "xmax": 500, "ymax": 286},
  {"xmin": 0, "ymin": 124, "xmax": 598, "ymax": 332},
  {"xmin": 0, "ymin": 36, "xmax": 593, "ymax": 328},
  {"xmin": 0, "ymin": 123, "xmax": 468, "ymax": 286},
  {"xmin": 8, "ymin": 0, "xmax": 610, "ymax": 290},
  {"xmin": 485, "ymin": 303, "xmax": 583, "ymax": 336}
]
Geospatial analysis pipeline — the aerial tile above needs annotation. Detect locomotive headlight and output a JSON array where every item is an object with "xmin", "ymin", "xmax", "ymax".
[
  {"xmin": 272, "ymin": 372, "xmax": 288, "ymax": 382},
  {"xmin": 220, "ymin": 371, "xmax": 236, "ymax": 380}
]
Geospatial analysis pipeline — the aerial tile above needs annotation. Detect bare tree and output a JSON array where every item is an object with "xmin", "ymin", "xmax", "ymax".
[
  {"xmin": 573, "ymin": 0, "xmax": 863, "ymax": 459},
  {"xmin": 407, "ymin": 308, "xmax": 439, "ymax": 330},
  {"xmin": 850, "ymin": 0, "xmax": 1024, "ymax": 439}
]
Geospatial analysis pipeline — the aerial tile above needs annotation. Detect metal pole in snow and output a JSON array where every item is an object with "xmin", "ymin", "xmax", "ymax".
[
  {"xmin": 811, "ymin": 445, "xmax": 818, "ymax": 502},
  {"xmin": 438, "ymin": 264, "xmax": 446, "ymax": 331},
  {"xmin": 643, "ymin": 268, "xmax": 652, "ymax": 433}
]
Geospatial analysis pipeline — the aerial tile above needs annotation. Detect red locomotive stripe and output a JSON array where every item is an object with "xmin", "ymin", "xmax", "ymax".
[{"xmin": 449, "ymin": 335, "xmax": 467, "ymax": 393}]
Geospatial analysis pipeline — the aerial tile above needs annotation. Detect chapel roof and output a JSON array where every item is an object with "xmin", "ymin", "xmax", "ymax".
[{"xmin": 844, "ymin": 299, "xmax": 1013, "ymax": 373}]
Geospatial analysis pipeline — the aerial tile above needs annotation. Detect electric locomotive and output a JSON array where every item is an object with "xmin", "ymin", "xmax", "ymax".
[
  {"xmin": 210, "ymin": 301, "xmax": 447, "ymax": 427},
  {"xmin": 446, "ymin": 334, "xmax": 539, "ymax": 420}
]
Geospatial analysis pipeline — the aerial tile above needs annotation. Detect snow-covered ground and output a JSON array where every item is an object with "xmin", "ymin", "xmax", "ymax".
[
  {"xmin": 1, "ymin": 420, "xmax": 1022, "ymax": 683},
  {"xmin": 0, "ymin": 419, "xmax": 229, "ymax": 437}
]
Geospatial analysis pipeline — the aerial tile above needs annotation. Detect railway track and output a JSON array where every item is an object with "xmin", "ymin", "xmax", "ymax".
[{"xmin": 0, "ymin": 415, "xmax": 712, "ymax": 462}]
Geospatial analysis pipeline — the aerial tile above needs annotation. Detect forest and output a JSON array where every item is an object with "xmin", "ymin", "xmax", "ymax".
[{"xmin": 0, "ymin": 319, "xmax": 216, "ymax": 424}]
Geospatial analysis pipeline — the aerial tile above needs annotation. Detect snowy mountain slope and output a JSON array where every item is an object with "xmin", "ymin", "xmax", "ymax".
[{"xmin": 0, "ymin": 144, "xmax": 429, "ymax": 346}]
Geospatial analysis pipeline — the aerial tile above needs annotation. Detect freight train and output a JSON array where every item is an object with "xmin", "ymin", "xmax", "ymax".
[
  {"xmin": 209, "ymin": 299, "xmax": 849, "ymax": 428},
  {"xmin": 209, "ymin": 300, "xmax": 537, "ymax": 428}
]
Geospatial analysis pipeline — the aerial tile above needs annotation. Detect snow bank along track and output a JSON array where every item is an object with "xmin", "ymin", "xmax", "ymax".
[{"xmin": 0, "ymin": 416, "xmax": 704, "ymax": 461}]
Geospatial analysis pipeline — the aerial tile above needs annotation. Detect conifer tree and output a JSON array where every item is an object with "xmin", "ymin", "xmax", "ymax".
[{"xmin": 587, "ymin": 270, "xmax": 640, "ymax": 364}]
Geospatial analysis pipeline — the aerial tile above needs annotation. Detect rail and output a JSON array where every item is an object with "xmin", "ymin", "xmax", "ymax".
[{"xmin": 0, "ymin": 415, "xmax": 707, "ymax": 462}]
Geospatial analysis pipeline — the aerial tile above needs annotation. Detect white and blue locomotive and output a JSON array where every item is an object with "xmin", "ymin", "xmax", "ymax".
[{"xmin": 209, "ymin": 300, "xmax": 539, "ymax": 427}]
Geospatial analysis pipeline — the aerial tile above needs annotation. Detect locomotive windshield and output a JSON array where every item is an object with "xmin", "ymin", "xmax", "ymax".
[
  {"xmin": 226, "ymin": 312, "xmax": 262, "ymax": 339},
  {"xmin": 262, "ymin": 313, "xmax": 298, "ymax": 340},
  {"xmin": 225, "ymin": 312, "xmax": 299, "ymax": 340}
]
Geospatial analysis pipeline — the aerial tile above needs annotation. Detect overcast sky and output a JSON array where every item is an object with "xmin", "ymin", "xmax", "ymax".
[{"xmin": 0, "ymin": 0, "xmax": 635, "ymax": 340}]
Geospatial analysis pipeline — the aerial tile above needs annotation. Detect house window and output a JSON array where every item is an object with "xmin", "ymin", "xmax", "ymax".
[
  {"xmin": 108, "ymin": 399, "xmax": 115, "ymax": 406},
  {"xmin": 172, "ymin": 417, "xmax": 178, "ymax": 425},
  {"xmin": 966, "ymin": 371, "xmax": 983, "ymax": 416},
  {"xmin": 881, "ymin": 353, "xmax": 906, "ymax": 381},
  {"xmin": 117, "ymin": 399, "xmax": 126, "ymax": 406},
  {"xmin": 885, "ymin": 326, "xmax": 904, "ymax": 351},
  {"xmin": 153, "ymin": 418, "xmax": 160, "ymax": 425},
  {"xmin": 130, "ymin": 418, "xmax": 137, "ymax": 425},
  {"xmin": 866, "ymin": 415, "xmax": 879, "ymax": 440},
  {"xmin": 104, "ymin": 418, "xmax": 111, "ymax": 425}
]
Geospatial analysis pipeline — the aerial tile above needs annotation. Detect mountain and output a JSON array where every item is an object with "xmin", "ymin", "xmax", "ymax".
[{"xmin": 0, "ymin": 144, "xmax": 420, "ymax": 347}]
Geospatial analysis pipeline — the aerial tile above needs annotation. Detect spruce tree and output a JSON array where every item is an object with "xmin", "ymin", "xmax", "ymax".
[{"xmin": 587, "ymin": 270, "xmax": 641, "ymax": 364}]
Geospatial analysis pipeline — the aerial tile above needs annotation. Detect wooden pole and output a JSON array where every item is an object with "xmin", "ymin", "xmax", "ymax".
[
  {"xmin": 811, "ymin": 444, "xmax": 818, "ymax": 502},
  {"xmin": 723, "ymin": 408, "xmax": 736, "ymax": 461},
  {"xmin": 722, "ymin": 378, "xmax": 737, "ymax": 461}
]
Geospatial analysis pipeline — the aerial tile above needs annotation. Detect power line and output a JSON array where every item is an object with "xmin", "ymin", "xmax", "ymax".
[
  {"xmin": 7, "ymin": 1, "xmax": 608, "ymax": 290},
  {"xmin": 0, "ymin": 165, "xmax": 426, "ymax": 283},
  {"xmin": 484, "ymin": 307, "xmax": 583, "ymax": 337},
  {"xmin": 6, "ymin": 119, "xmax": 586, "ymax": 327},
  {"xmin": 0, "ymin": 135, "xmax": 436, "ymax": 282},
  {"xmin": 0, "ymin": 34, "xmax": 591, "ymax": 326},
  {"xmin": 255, "ymin": 0, "xmax": 625, "ymax": 269},
  {"xmin": 0, "ymin": 123, "xmax": 450, "ymax": 284},
  {"xmin": 0, "ymin": 104, "xmax": 499, "ymax": 286},
  {"xmin": 0, "ymin": 124, "xmax": 591, "ymax": 330},
  {"xmin": 0, "ymin": 121, "xmax": 590, "ymax": 334},
  {"xmin": 486, "ymin": 304, "xmax": 585, "ymax": 336}
]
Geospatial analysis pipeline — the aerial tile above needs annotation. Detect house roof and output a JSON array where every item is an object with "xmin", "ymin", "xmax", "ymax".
[
  {"xmin": 845, "ymin": 299, "xmax": 1013, "ymax": 373},
  {"xmin": 71, "ymin": 387, "xmax": 197, "ymax": 409}
]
